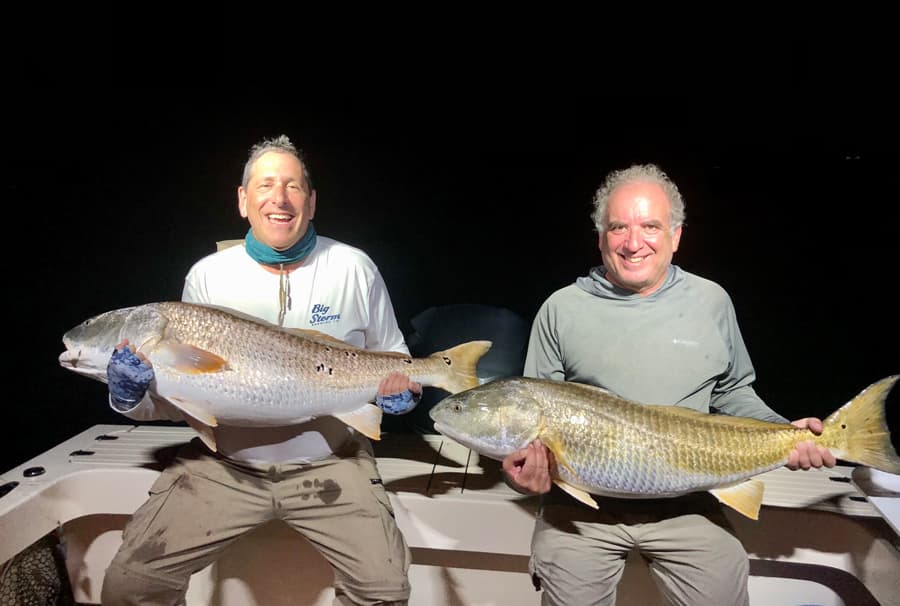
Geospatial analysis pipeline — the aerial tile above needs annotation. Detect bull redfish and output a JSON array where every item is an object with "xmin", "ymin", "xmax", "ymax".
[
  {"xmin": 59, "ymin": 301, "xmax": 491, "ymax": 451},
  {"xmin": 429, "ymin": 375, "xmax": 900, "ymax": 520}
]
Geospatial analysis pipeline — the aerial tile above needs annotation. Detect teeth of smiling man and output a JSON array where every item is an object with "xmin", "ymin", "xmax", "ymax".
[{"xmin": 268, "ymin": 214, "xmax": 293, "ymax": 222}]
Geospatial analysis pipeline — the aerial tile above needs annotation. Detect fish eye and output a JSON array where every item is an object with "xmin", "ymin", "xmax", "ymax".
[{"xmin": 453, "ymin": 404, "xmax": 462, "ymax": 412}]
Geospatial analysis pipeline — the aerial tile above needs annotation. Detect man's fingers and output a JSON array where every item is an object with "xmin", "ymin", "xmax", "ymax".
[
  {"xmin": 502, "ymin": 448, "xmax": 528, "ymax": 474},
  {"xmin": 821, "ymin": 447, "xmax": 836, "ymax": 467}
]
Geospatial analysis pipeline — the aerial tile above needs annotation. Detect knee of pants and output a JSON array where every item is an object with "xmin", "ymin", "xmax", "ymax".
[
  {"xmin": 332, "ymin": 575, "xmax": 410, "ymax": 606},
  {"xmin": 716, "ymin": 531, "xmax": 750, "ymax": 577},
  {"xmin": 333, "ymin": 597, "xmax": 408, "ymax": 606},
  {"xmin": 101, "ymin": 559, "xmax": 188, "ymax": 606}
]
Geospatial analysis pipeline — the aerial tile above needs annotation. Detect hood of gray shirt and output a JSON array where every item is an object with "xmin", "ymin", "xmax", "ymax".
[{"xmin": 575, "ymin": 265, "xmax": 685, "ymax": 300}]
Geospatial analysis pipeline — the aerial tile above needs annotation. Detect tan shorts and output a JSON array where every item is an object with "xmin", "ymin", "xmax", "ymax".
[
  {"xmin": 101, "ymin": 437, "xmax": 410, "ymax": 606},
  {"xmin": 531, "ymin": 493, "xmax": 749, "ymax": 606}
]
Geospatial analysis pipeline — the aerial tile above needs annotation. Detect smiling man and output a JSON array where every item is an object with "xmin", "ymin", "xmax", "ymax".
[
  {"xmin": 239, "ymin": 141, "xmax": 317, "ymax": 254},
  {"xmin": 101, "ymin": 135, "xmax": 420, "ymax": 606},
  {"xmin": 501, "ymin": 163, "xmax": 835, "ymax": 606},
  {"xmin": 599, "ymin": 178, "xmax": 681, "ymax": 295}
]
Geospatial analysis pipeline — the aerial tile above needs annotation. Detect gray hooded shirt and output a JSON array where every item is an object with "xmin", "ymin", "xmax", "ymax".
[{"xmin": 524, "ymin": 264, "xmax": 788, "ymax": 423}]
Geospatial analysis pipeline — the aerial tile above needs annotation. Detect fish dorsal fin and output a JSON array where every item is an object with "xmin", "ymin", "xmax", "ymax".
[
  {"xmin": 709, "ymin": 479, "xmax": 764, "ymax": 520},
  {"xmin": 285, "ymin": 328, "xmax": 357, "ymax": 347},
  {"xmin": 284, "ymin": 328, "xmax": 411, "ymax": 359},
  {"xmin": 553, "ymin": 479, "xmax": 599, "ymax": 509},
  {"xmin": 650, "ymin": 404, "xmax": 781, "ymax": 429},
  {"xmin": 643, "ymin": 404, "xmax": 713, "ymax": 421},
  {"xmin": 153, "ymin": 341, "xmax": 229, "ymax": 374},
  {"xmin": 333, "ymin": 404, "xmax": 383, "ymax": 441},
  {"xmin": 565, "ymin": 381, "xmax": 624, "ymax": 399}
]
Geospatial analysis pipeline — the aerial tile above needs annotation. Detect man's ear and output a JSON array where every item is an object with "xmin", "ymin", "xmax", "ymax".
[{"xmin": 237, "ymin": 186, "xmax": 248, "ymax": 218}]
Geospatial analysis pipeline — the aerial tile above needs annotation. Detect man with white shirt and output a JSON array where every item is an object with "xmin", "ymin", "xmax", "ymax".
[{"xmin": 101, "ymin": 135, "xmax": 418, "ymax": 606}]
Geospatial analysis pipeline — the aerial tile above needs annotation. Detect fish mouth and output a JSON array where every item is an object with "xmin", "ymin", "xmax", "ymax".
[
  {"xmin": 58, "ymin": 348, "xmax": 108, "ymax": 381},
  {"xmin": 58, "ymin": 349, "xmax": 77, "ymax": 368},
  {"xmin": 431, "ymin": 422, "xmax": 467, "ymax": 448},
  {"xmin": 432, "ymin": 422, "xmax": 511, "ymax": 461}
]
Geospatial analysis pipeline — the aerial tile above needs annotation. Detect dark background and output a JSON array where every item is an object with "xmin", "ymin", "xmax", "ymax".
[{"xmin": 4, "ymin": 73, "xmax": 899, "ymax": 470}]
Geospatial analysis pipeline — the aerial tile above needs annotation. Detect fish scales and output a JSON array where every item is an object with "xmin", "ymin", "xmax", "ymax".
[
  {"xmin": 60, "ymin": 301, "xmax": 492, "ymax": 449},
  {"xmin": 150, "ymin": 302, "xmax": 455, "ymax": 415},
  {"xmin": 534, "ymin": 379, "xmax": 832, "ymax": 494},
  {"xmin": 430, "ymin": 375, "xmax": 900, "ymax": 519}
]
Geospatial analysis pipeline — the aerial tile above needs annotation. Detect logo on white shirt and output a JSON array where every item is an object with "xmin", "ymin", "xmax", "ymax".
[{"xmin": 310, "ymin": 303, "xmax": 341, "ymax": 326}]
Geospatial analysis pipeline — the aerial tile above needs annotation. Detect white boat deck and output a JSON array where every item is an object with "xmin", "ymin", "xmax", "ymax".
[{"xmin": 2, "ymin": 424, "xmax": 899, "ymax": 605}]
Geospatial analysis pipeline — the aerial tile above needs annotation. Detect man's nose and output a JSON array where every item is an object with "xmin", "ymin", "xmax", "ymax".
[
  {"xmin": 624, "ymin": 228, "xmax": 643, "ymax": 250},
  {"xmin": 270, "ymin": 185, "xmax": 288, "ymax": 205}
]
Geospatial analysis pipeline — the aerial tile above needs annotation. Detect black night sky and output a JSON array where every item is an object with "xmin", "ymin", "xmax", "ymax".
[{"xmin": 4, "ymin": 75, "xmax": 899, "ymax": 470}]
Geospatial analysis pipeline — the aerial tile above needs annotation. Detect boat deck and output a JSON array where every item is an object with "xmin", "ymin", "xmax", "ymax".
[{"xmin": 2, "ymin": 424, "xmax": 899, "ymax": 605}]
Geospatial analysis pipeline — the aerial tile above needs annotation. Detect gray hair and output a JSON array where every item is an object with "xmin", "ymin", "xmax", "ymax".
[
  {"xmin": 591, "ymin": 163, "xmax": 685, "ymax": 235},
  {"xmin": 241, "ymin": 135, "xmax": 314, "ymax": 193}
]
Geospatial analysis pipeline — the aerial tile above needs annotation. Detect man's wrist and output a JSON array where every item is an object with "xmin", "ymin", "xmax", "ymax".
[{"xmin": 110, "ymin": 394, "xmax": 141, "ymax": 412}]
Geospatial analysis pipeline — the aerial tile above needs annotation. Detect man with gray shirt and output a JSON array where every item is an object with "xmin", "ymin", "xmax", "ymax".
[{"xmin": 502, "ymin": 163, "xmax": 835, "ymax": 606}]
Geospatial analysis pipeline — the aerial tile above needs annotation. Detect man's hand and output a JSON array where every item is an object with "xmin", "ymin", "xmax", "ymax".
[
  {"xmin": 375, "ymin": 371, "xmax": 422, "ymax": 414},
  {"xmin": 786, "ymin": 417, "xmax": 837, "ymax": 470},
  {"xmin": 108, "ymin": 339, "xmax": 154, "ymax": 411},
  {"xmin": 501, "ymin": 439, "xmax": 555, "ymax": 495}
]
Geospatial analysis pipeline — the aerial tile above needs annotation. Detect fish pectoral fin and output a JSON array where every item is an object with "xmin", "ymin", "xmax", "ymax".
[
  {"xmin": 544, "ymin": 433, "xmax": 597, "ymax": 509},
  {"xmin": 709, "ymin": 479, "xmax": 764, "ymax": 520},
  {"xmin": 155, "ymin": 341, "xmax": 229, "ymax": 374},
  {"xmin": 553, "ymin": 479, "xmax": 598, "ymax": 509},
  {"xmin": 333, "ymin": 404, "xmax": 383, "ymax": 441},
  {"xmin": 542, "ymin": 434, "xmax": 578, "ymax": 478}
]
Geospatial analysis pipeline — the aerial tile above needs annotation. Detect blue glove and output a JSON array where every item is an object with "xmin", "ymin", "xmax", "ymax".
[
  {"xmin": 108, "ymin": 346, "xmax": 154, "ymax": 411},
  {"xmin": 376, "ymin": 389, "xmax": 418, "ymax": 415}
]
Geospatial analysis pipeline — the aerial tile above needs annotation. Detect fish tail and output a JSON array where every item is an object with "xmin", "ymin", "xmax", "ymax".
[
  {"xmin": 824, "ymin": 374, "xmax": 900, "ymax": 474},
  {"xmin": 430, "ymin": 340, "xmax": 492, "ymax": 394}
]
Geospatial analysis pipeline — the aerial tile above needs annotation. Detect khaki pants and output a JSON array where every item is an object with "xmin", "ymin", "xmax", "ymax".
[
  {"xmin": 101, "ymin": 438, "xmax": 410, "ymax": 606},
  {"xmin": 531, "ymin": 493, "xmax": 749, "ymax": 606}
]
